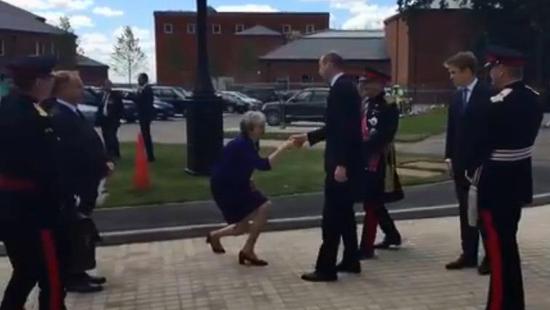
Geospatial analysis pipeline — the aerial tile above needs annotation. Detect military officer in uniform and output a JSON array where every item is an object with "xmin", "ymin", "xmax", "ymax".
[
  {"xmin": 470, "ymin": 46, "xmax": 543, "ymax": 310},
  {"xmin": 0, "ymin": 56, "xmax": 66, "ymax": 309},
  {"xmin": 356, "ymin": 71, "xmax": 404, "ymax": 260}
]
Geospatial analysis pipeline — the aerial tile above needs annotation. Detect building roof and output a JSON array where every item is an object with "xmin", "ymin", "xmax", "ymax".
[
  {"xmin": 260, "ymin": 31, "xmax": 388, "ymax": 61},
  {"xmin": 0, "ymin": 0, "xmax": 67, "ymax": 35},
  {"xmin": 76, "ymin": 54, "xmax": 109, "ymax": 68},
  {"xmin": 305, "ymin": 30, "xmax": 384, "ymax": 39},
  {"xmin": 154, "ymin": 11, "xmax": 329, "ymax": 17},
  {"xmin": 236, "ymin": 25, "xmax": 281, "ymax": 36}
]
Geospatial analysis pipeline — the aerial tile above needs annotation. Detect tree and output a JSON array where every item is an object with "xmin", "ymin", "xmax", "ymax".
[
  {"xmin": 397, "ymin": 0, "xmax": 550, "ymax": 86},
  {"xmin": 58, "ymin": 16, "xmax": 85, "ymax": 55},
  {"xmin": 111, "ymin": 26, "xmax": 147, "ymax": 85}
]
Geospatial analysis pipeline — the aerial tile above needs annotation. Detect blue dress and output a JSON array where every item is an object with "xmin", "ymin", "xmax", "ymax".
[{"xmin": 210, "ymin": 136, "xmax": 271, "ymax": 224}]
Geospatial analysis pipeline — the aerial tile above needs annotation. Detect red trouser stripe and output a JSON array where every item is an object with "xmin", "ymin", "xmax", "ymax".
[
  {"xmin": 39, "ymin": 230, "xmax": 62, "ymax": 310},
  {"xmin": 481, "ymin": 211, "xmax": 503, "ymax": 310},
  {"xmin": 363, "ymin": 203, "xmax": 379, "ymax": 253}
]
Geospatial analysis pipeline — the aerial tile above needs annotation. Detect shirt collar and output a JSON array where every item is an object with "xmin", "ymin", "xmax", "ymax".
[
  {"xmin": 464, "ymin": 78, "xmax": 478, "ymax": 92},
  {"xmin": 330, "ymin": 72, "xmax": 344, "ymax": 87},
  {"xmin": 57, "ymin": 98, "xmax": 78, "ymax": 114}
]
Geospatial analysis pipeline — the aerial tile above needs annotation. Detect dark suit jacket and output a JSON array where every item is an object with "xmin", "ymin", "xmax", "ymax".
[
  {"xmin": 308, "ymin": 74, "xmax": 363, "ymax": 181},
  {"xmin": 445, "ymin": 81, "xmax": 491, "ymax": 174},
  {"xmin": 50, "ymin": 101, "xmax": 109, "ymax": 206},
  {"xmin": 135, "ymin": 85, "xmax": 155, "ymax": 121},
  {"xmin": 96, "ymin": 90, "xmax": 123, "ymax": 126}
]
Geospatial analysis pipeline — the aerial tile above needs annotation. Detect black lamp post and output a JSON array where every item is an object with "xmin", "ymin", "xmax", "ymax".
[{"xmin": 186, "ymin": 0, "xmax": 224, "ymax": 175}]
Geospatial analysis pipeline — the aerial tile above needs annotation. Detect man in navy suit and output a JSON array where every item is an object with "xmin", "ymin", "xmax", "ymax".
[
  {"xmin": 444, "ymin": 51, "xmax": 491, "ymax": 275},
  {"xmin": 49, "ymin": 71, "xmax": 113, "ymax": 293}
]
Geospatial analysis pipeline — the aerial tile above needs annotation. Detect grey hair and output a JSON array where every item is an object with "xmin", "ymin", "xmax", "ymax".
[{"xmin": 240, "ymin": 111, "xmax": 266, "ymax": 137}]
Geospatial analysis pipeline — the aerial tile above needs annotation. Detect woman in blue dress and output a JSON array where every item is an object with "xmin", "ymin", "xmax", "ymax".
[{"xmin": 207, "ymin": 111, "xmax": 293, "ymax": 266}]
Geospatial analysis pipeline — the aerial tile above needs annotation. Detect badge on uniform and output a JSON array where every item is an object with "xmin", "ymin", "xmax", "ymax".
[
  {"xmin": 490, "ymin": 88, "xmax": 513, "ymax": 103},
  {"xmin": 368, "ymin": 117, "xmax": 378, "ymax": 126}
]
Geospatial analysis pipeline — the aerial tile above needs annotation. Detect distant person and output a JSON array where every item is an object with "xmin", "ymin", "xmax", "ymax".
[
  {"xmin": 136, "ymin": 73, "xmax": 155, "ymax": 162},
  {"xmin": 356, "ymin": 71, "xmax": 404, "ymax": 260},
  {"xmin": 0, "ymin": 73, "xmax": 9, "ymax": 103},
  {"xmin": 49, "ymin": 71, "xmax": 112, "ymax": 293},
  {"xmin": 291, "ymin": 53, "xmax": 363, "ymax": 282},
  {"xmin": 206, "ymin": 111, "xmax": 294, "ymax": 266},
  {"xmin": 0, "ymin": 56, "xmax": 66, "ymax": 310},
  {"xmin": 97, "ymin": 79, "xmax": 123, "ymax": 160},
  {"xmin": 443, "ymin": 51, "xmax": 491, "ymax": 275}
]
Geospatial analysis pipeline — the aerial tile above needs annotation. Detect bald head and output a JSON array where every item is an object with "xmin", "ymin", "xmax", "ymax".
[
  {"xmin": 52, "ymin": 71, "xmax": 84, "ymax": 105},
  {"xmin": 319, "ymin": 52, "xmax": 345, "ymax": 83}
]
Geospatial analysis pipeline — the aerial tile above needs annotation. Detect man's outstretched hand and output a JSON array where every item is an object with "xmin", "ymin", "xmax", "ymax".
[{"xmin": 290, "ymin": 134, "xmax": 308, "ymax": 148}]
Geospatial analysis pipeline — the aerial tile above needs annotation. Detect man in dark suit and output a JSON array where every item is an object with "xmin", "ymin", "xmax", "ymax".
[
  {"xmin": 292, "ymin": 53, "xmax": 363, "ymax": 282},
  {"xmin": 136, "ymin": 73, "xmax": 155, "ymax": 162},
  {"xmin": 444, "ymin": 51, "xmax": 491, "ymax": 275},
  {"xmin": 97, "ymin": 79, "xmax": 123, "ymax": 160},
  {"xmin": 49, "ymin": 71, "xmax": 112, "ymax": 293}
]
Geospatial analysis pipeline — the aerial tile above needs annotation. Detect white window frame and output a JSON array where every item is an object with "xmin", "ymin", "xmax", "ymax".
[
  {"xmin": 187, "ymin": 23, "xmax": 196, "ymax": 34},
  {"xmin": 235, "ymin": 24, "xmax": 245, "ymax": 33},
  {"xmin": 282, "ymin": 24, "xmax": 292, "ymax": 34},
  {"xmin": 0, "ymin": 40, "xmax": 4, "ymax": 56},
  {"xmin": 163, "ymin": 23, "xmax": 174, "ymax": 34},
  {"xmin": 50, "ymin": 42, "xmax": 55, "ymax": 55},
  {"xmin": 212, "ymin": 24, "xmax": 222, "ymax": 35},
  {"xmin": 306, "ymin": 24, "xmax": 315, "ymax": 34},
  {"xmin": 34, "ymin": 41, "xmax": 41, "ymax": 56}
]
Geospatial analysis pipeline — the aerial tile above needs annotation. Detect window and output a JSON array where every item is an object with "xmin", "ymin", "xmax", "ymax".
[
  {"xmin": 294, "ymin": 91, "xmax": 312, "ymax": 102},
  {"xmin": 212, "ymin": 24, "xmax": 221, "ymax": 34},
  {"xmin": 306, "ymin": 24, "xmax": 315, "ymax": 34},
  {"xmin": 235, "ymin": 24, "xmax": 245, "ymax": 33},
  {"xmin": 0, "ymin": 40, "xmax": 4, "ymax": 56},
  {"xmin": 50, "ymin": 42, "xmax": 55, "ymax": 55},
  {"xmin": 187, "ymin": 23, "xmax": 196, "ymax": 34},
  {"xmin": 312, "ymin": 91, "xmax": 329, "ymax": 102},
  {"xmin": 34, "ymin": 42, "xmax": 46, "ymax": 56},
  {"xmin": 164, "ymin": 23, "xmax": 174, "ymax": 34},
  {"xmin": 282, "ymin": 24, "xmax": 292, "ymax": 34}
]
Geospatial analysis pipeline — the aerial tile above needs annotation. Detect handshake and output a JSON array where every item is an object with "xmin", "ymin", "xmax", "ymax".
[{"xmin": 277, "ymin": 134, "xmax": 309, "ymax": 151}]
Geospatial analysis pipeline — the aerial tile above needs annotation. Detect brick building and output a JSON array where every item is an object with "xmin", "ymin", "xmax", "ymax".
[
  {"xmin": 384, "ymin": 9, "xmax": 482, "ymax": 102},
  {"xmin": 154, "ymin": 10, "xmax": 329, "ymax": 88},
  {"xmin": 259, "ymin": 30, "xmax": 390, "ymax": 84},
  {"xmin": 76, "ymin": 54, "xmax": 109, "ymax": 86},
  {"xmin": 0, "ymin": 0, "xmax": 108, "ymax": 86}
]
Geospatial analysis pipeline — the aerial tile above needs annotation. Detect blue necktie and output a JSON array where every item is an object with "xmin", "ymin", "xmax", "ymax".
[{"xmin": 461, "ymin": 88, "xmax": 469, "ymax": 112}]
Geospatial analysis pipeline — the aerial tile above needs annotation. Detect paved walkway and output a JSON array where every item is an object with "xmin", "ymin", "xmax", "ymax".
[{"xmin": 5, "ymin": 206, "xmax": 550, "ymax": 310}]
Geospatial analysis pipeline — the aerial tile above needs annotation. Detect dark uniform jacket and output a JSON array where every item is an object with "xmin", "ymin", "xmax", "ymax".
[
  {"xmin": 471, "ymin": 81, "xmax": 543, "ymax": 209},
  {"xmin": 96, "ymin": 90, "xmax": 124, "ymax": 126},
  {"xmin": 50, "ymin": 101, "xmax": 109, "ymax": 213},
  {"xmin": 0, "ymin": 92, "xmax": 63, "ymax": 228},
  {"xmin": 307, "ymin": 74, "xmax": 363, "ymax": 184},
  {"xmin": 135, "ymin": 85, "xmax": 155, "ymax": 121},
  {"xmin": 360, "ymin": 92, "xmax": 403, "ymax": 203},
  {"xmin": 445, "ymin": 81, "xmax": 492, "ymax": 175}
]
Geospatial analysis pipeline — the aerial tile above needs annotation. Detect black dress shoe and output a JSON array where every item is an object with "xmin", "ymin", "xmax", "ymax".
[
  {"xmin": 359, "ymin": 250, "xmax": 376, "ymax": 261},
  {"xmin": 84, "ymin": 273, "xmax": 107, "ymax": 285},
  {"xmin": 301, "ymin": 271, "xmax": 337, "ymax": 282},
  {"xmin": 66, "ymin": 282, "xmax": 103, "ymax": 293},
  {"xmin": 445, "ymin": 256, "xmax": 477, "ymax": 270},
  {"xmin": 336, "ymin": 262, "xmax": 361, "ymax": 274},
  {"xmin": 478, "ymin": 258, "xmax": 491, "ymax": 275},
  {"xmin": 373, "ymin": 236, "xmax": 402, "ymax": 250}
]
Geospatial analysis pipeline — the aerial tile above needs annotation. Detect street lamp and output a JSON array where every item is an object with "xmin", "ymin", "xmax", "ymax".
[{"xmin": 186, "ymin": 0, "xmax": 224, "ymax": 175}]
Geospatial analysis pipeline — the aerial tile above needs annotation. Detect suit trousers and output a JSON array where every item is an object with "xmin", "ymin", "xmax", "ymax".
[
  {"xmin": 101, "ymin": 122, "xmax": 120, "ymax": 159},
  {"xmin": 454, "ymin": 171, "xmax": 484, "ymax": 263},
  {"xmin": 0, "ymin": 224, "xmax": 66, "ymax": 310},
  {"xmin": 315, "ymin": 177, "xmax": 359, "ymax": 275},
  {"xmin": 481, "ymin": 206, "xmax": 524, "ymax": 310},
  {"xmin": 139, "ymin": 119, "xmax": 155, "ymax": 161}
]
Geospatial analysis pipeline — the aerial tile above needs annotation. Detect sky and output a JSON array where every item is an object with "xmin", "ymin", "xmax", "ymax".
[{"xmin": 3, "ymin": 0, "xmax": 409, "ymax": 82}]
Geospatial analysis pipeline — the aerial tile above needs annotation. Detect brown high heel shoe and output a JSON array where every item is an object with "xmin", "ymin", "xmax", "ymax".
[
  {"xmin": 206, "ymin": 233, "xmax": 225, "ymax": 254},
  {"xmin": 238, "ymin": 251, "xmax": 268, "ymax": 266}
]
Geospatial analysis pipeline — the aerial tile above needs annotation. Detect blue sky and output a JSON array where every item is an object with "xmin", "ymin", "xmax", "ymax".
[{"xmin": 4, "ymin": 0, "xmax": 401, "ymax": 82}]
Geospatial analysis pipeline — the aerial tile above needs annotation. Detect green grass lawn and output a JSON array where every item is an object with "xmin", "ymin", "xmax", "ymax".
[
  {"xmin": 224, "ymin": 107, "xmax": 448, "ymax": 143},
  {"xmin": 103, "ymin": 143, "xmax": 447, "ymax": 208}
]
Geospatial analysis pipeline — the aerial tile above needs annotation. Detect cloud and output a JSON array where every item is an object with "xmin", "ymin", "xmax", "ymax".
[
  {"xmin": 302, "ymin": 0, "xmax": 397, "ymax": 29},
  {"xmin": 216, "ymin": 4, "xmax": 279, "ymax": 12},
  {"xmin": 3, "ymin": 0, "xmax": 94, "ymax": 11},
  {"xmin": 38, "ymin": 11, "xmax": 94, "ymax": 29},
  {"xmin": 93, "ymin": 6, "xmax": 124, "ymax": 17}
]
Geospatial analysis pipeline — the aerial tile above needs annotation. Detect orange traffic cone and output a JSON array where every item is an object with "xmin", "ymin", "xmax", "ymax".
[{"xmin": 133, "ymin": 133, "xmax": 151, "ymax": 191}]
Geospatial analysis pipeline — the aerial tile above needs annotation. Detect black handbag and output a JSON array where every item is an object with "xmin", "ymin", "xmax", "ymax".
[{"xmin": 65, "ymin": 212, "xmax": 99, "ymax": 273}]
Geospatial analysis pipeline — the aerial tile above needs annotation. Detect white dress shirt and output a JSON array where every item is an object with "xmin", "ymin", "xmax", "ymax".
[
  {"xmin": 462, "ymin": 78, "xmax": 478, "ymax": 104},
  {"xmin": 330, "ymin": 72, "xmax": 344, "ymax": 87}
]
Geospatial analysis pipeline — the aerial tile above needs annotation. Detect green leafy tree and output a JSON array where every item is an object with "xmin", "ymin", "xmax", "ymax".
[
  {"xmin": 397, "ymin": 0, "xmax": 550, "ymax": 85},
  {"xmin": 58, "ymin": 16, "xmax": 84, "ymax": 55},
  {"xmin": 111, "ymin": 26, "xmax": 147, "ymax": 85}
]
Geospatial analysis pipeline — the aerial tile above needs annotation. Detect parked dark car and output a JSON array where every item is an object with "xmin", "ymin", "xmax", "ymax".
[
  {"xmin": 114, "ymin": 87, "xmax": 175, "ymax": 120},
  {"xmin": 262, "ymin": 88, "xmax": 329, "ymax": 126},
  {"xmin": 217, "ymin": 91, "xmax": 262, "ymax": 113},
  {"xmin": 83, "ymin": 87, "xmax": 137, "ymax": 123},
  {"xmin": 241, "ymin": 87, "xmax": 280, "ymax": 104},
  {"xmin": 151, "ymin": 85, "xmax": 192, "ymax": 116}
]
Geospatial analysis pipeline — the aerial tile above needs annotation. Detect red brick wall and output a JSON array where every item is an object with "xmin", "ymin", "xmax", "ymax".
[
  {"xmin": 260, "ymin": 60, "xmax": 390, "ymax": 83},
  {"xmin": 155, "ymin": 12, "xmax": 329, "ymax": 88}
]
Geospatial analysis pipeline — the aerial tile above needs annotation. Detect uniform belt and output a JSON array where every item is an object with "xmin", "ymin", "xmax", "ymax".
[
  {"xmin": 0, "ymin": 176, "xmax": 37, "ymax": 191},
  {"xmin": 490, "ymin": 146, "xmax": 533, "ymax": 162}
]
